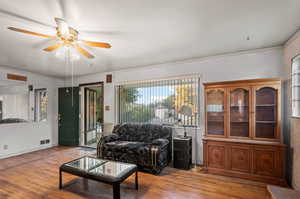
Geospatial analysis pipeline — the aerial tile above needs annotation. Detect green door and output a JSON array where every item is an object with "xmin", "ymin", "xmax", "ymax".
[{"xmin": 58, "ymin": 87, "xmax": 79, "ymax": 146}]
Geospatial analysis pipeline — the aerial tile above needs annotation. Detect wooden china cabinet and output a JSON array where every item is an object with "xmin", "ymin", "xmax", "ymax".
[{"xmin": 203, "ymin": 78, "xmax": 286, "ymax": 185}]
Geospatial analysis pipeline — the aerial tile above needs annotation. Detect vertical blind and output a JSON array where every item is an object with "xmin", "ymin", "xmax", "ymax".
[
  {"xmin": 34, "ymin": 88, "xmax": 48, "ymax": 122},
  {"xmin": 292, "ymin": 54, "xmax": 300, "ymax": 117},
  {"xmin": 116, "ymin": 76, "xmax": 200, "ymax": 126}
]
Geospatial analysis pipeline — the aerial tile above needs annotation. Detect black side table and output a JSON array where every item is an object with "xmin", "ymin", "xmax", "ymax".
[{"xmin": 173, "ymin": 136, "xmax": 192, "ymax": 170}]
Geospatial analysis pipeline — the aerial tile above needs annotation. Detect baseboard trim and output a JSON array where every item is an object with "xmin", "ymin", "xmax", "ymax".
[{"xmin": 0, "ymin": 143, "xmax": 58, "ymax": 159}]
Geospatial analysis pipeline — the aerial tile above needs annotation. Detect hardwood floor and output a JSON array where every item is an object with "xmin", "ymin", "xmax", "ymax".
[{"xmin": 0, "ymin": 147, "xmax": 271, "ymax": 199}]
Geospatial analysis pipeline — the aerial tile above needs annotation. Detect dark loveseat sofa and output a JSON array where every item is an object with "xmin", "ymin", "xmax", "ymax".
[{"xmin": 96, "ymin": 123, "xmax": 172, "ymax": 174}]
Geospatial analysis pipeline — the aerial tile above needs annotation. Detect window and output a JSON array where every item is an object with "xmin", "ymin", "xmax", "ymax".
[
  {"xmin": 116, "ymin": 76, "xmax": 200, "ymax": 126},
  {"xmin": 35, "ymin": 89, "xmax": 48, "ymax": 122},
  {"xmin": 292, "ymin": 55, "xmax": 300, "ymax": 117}
]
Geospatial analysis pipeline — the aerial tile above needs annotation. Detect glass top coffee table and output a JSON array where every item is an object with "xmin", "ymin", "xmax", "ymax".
[{"xmin": 59, "ymin": 156, "xmax": 138, "ymax": 199}]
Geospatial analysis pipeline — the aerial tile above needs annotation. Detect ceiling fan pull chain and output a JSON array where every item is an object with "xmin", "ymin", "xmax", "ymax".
[
  {"xmin": 64, "ymin": 48, "xmax": 68, "ymax": 89},
  {"xmin": 70, "ymin": 49, "xmax": 74, "ymax": 107}
]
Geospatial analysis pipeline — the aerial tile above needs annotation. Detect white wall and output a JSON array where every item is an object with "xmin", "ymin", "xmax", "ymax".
[
  {"xmin": 74, "ymin": 47, "xmax": 284, "ymax": 123},
  {"xmin": 0, "ymin": 66, "xmax": 63, "ymax": 159},
  {"xmin": 73, "ymin": 46, "xmax": 285, "ymax": 164},
  {"xmin": 0, "ymin": 46, "xmax": 285, "ymax": 162},
  {"xmin": 283, "ymin": 30, "xmax": 300, "ymax": 190}
]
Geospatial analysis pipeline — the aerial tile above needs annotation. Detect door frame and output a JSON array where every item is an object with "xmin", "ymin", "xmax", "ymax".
[{"xmin": 79, "ymin": 81, "xmax": 104, "ymax": 146}]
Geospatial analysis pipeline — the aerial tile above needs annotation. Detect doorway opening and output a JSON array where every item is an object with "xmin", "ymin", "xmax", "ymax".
[{"xmin": 79, "ymin": 82, "xmax": 104, "ymax": 148}]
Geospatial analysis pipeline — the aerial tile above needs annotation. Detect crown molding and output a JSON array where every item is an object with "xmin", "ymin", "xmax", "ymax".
[
  {"xmin": 108, "ymin": 46, "xmax": 283, "ymax": 75},
  {"xmin": 284, "ymin": 29, "xmax": 300, "ymax": 47}
]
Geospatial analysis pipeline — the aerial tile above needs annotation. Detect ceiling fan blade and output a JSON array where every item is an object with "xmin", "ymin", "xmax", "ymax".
[
  {"xmin": 54, "ymin": 17, "xmax": 70, "ymax": 35},
  {"xmin": 8, "ymin": 27, "xmax": 56, "ymax": 39},
  {"xmin": 43, "ymin": 43, "xmax": 63, "ymax": 51},
  {"xmin": 81, "ymin": 40, "xmax": 111, "ymax": 48},
  {"xmin": 74, "ymin": 45, "xmax": 95, "ymax": 59}
]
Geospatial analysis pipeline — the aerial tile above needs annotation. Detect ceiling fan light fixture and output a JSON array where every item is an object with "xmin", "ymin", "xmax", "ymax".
[
  {"xmin": 55, "ymin": 18, "xmax": 69, "ymax": 35},
  {"xmin": 8, "ymin": 17, "xmax": 111, "ymax": 59},
  {"xmin": 60, "ymin": 24, "xmax": 69, "ymax": 35},
  {"xmin": 55, "ymin": 46, "xmax": 80, "ymax": 61}
]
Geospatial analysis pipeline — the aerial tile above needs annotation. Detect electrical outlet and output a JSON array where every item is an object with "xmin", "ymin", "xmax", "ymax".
[
  {"xmin": 45, "ymin": 139, "xmax": 50, "ymax": 144},
  {"xmin": 3, "ymin": 145, "xmax": 8, "ymax": 150},
  {"xmin": 40, "ymin": 140, "xmax": 45, "ymax": 145}
]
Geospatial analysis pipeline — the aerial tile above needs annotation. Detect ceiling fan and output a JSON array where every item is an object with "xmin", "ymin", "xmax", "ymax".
[{"xmin": 7, "ymin": 18, "xmax": 111, "ymax": 59}]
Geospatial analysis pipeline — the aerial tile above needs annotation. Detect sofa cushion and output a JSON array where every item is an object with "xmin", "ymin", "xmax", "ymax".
[
  {"xmin": 113, "ymin": 123, "xmax": 172, "ymax": 143},
  {"xmin": 114, "ymin": 124, "xmax": 153, "ymax": 142},
  {"xmin": 116, "ymin": 124, "xmax": 141, "ymax": 142},
  {"xmin": 103, "ymin": 141, "xmax": 148, "ymax": 164},
  {"xmin": 105, "ymin": 141, "xmax": 147, "ymax": 153}
]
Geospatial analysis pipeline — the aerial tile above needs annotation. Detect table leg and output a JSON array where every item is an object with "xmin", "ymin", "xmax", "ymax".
[
  {"xmin": 135, "ymin": 171, "xmax": 138, "ymax": 190},
  {"xmin": 59, "ymin": 170, "xmax": 62, "ymax": 189},
  {"xmin": 83, "ymin": 178, "xmax": 88, "ymax": 190},
  {"xmin": 113, "ymin": 183, "xmax": 120, "ymax": 199}
]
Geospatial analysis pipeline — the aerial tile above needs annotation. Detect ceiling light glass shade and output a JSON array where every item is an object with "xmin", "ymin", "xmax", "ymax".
[
  {"xmin": 60, "ymin": 26, "xmax": 69, "ymax": 36},
  {"xmin": 55, "ymin": 46, "xmax": 80, "ymax": 61},
  {"xmin": 55, "ymin": 18, "xmax": 69, "ymax": 35}
]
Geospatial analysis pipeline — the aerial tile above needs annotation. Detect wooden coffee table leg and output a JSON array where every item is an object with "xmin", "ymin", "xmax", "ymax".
[
  {"xmin": 113, "ymin": 183, "xmax": 120, "ymax": 199},
  {"xmin": 135, "ymin": 171, "xmax": 138, "ymax": 190},
  {"xmin": 59, "ymin": 170, "xmax": 63, "ymax": 189}
]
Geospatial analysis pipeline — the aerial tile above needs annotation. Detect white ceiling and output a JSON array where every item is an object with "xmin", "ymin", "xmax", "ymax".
[{"xmin": 0, "ymin": 0, "xmax": 299, "ymax": 78}]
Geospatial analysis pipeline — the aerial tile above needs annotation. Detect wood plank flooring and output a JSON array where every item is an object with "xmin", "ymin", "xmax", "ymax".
[{"xmin": 0, "ymin": 147, "xmax": 271, "ymax": 199}]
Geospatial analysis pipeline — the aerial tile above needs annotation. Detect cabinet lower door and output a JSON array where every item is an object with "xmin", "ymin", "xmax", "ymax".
[
  {"xmin": 253, "ymin": 148, "xmax": 283, "ymax": 177},
  {"xmin": 204, "ymin": 140, "xmax": 285, "ymax": 185},
  {"xmin": 207, "ymin": 144, "xmax": 226, "ymax": 169},
  {"xmin": 230, "ymin": 146, "xmax": 251, "ymax": 173}
]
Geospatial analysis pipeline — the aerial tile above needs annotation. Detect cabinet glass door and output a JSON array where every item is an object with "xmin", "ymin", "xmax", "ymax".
[
  {"xmin": 255, "ymin": 87, "xmax": 277, "ymax": 139},
  {"xmin": 206, "ymin": 89, "xmax": 225, "ymax": 136},
  {"xmin": 229, "ymin": 88, "xmax": 249, "ymax": 137}
]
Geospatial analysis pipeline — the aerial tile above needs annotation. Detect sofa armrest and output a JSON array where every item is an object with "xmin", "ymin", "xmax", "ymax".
[
  {"xmin": 96, "ymin": 134, "xmax": 119, "ymax": 158},
  {"xmin": 151, "ymin": 138, "xmax": 169, "ymax": 149}
]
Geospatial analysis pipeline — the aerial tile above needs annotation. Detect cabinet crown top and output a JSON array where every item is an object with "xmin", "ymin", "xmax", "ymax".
[{"xmin": 204, "ymin": 78, "xmax": 281, "ymax": 87}]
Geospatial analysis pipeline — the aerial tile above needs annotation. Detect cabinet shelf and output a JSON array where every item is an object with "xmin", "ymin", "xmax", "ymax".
[
  {"xmin": 256, "ymin": 121, "xmax": 276, "ymax": 124},
  {"xmin": 207, "ymin": 130, "xmax": 224, "ymax": 135},
  {"xmin": 207, "ymin": 120, "xmax": 224, "ymax": 122},
  {"xmin": 256, "ymin": 104, "xmax": 275, "ymax": 107},
  {"xmin": 230, "ymin": 105, "xmax": 248, "ymax": 108}
]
